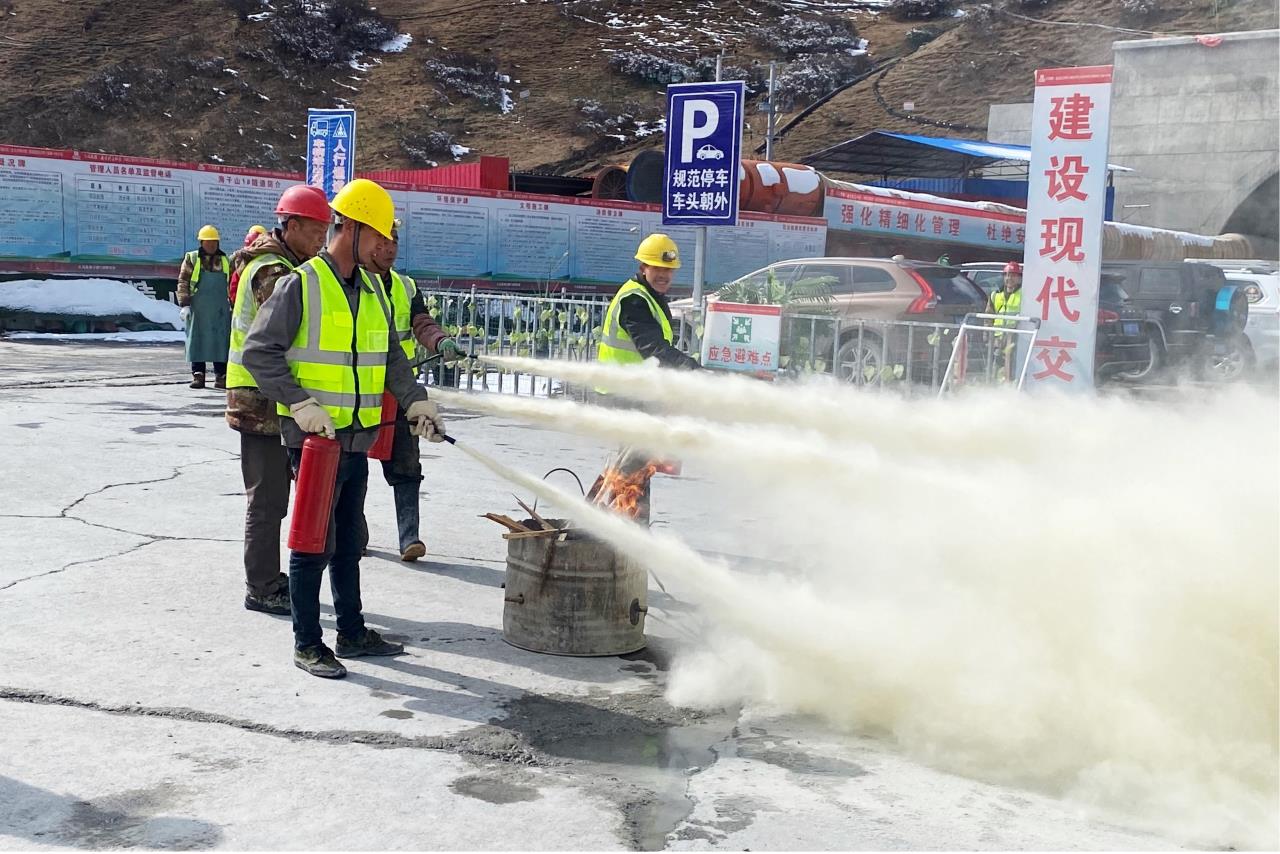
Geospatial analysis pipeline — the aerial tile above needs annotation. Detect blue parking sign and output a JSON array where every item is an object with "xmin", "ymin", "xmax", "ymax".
[
  {"xmin": 305, "ymin": 108, "xmax": 357, "ymax": 201},
  {"xmin": 663, "ymin": 81, "xmax": 745, "ymax": 227}
]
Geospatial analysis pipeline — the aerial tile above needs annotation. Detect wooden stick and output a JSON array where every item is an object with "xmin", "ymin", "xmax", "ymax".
[
  {"xmin": 502, "ymin": 528, "xmax": 570, "ymax": 541},
  {"xmin": 512, "ymin": 496, "xmax": 555, "ymax": 531},
  {"xmin": 481, "ymin": 513, "xmax": 534, "ymax": 534}
]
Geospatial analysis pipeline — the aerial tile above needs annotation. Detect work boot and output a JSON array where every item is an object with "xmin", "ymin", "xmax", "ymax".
[
  {"xmin": 392, "ymin": 482, "xmax": 422, "ymax": 558},
  {"xmin": 214, "ymin": 374, "xmax": 227, "ymax": 390},
  {"xmin": 335, "ymin": 628, "xmax": 404, "ymax": 658},
  {"xmin": 244, "ymin": 589, "xmax": 290, "ymax": 616},
  {"xmin": 294, "ymin": 645, "xmax": 347, "ymax": 678},
  {"xmin": 189, "ymin": 372, "xmax": 206, "ymax": 390}
]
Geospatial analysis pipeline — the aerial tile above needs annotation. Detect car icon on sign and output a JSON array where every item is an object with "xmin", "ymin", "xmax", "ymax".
[{"xmin": 695, "ymin": 144, "xmax": 724, "ymax": 161}]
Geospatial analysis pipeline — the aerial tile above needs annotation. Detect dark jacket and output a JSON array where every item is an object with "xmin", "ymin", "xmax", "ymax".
[
  {"xmin": 618, "ymin": 276, "xmax": 699, "ymax": 370},
  {"xmin": 225, "ymin": 230, "xmax": 302, "ymax": 435},
  {"xmin": 240, "ymin": 250, "xmax": 428, "ymax": 453}
]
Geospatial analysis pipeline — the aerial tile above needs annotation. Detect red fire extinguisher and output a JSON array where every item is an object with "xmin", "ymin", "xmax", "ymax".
[
  {"xmin": 367, "ymin": 391, "xmax": 397, "ymax": 462},
  {"xmin": 288, "ymin": 435, "xmax": 341, "ymax": 553}
]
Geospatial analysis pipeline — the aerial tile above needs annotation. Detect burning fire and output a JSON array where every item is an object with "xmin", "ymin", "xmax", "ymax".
[{"xmin": 591, "ymin": 461, "xmax": 658, "ymax": 520}]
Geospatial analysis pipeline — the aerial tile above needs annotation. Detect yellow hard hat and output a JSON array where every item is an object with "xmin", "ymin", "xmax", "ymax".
[
  {"xmin": 197, "ymin": 225, "xmax": 220, "ymax": 241},
  {"xmin": 248, "ymin": 224, "xmax": 268, "ymax": 236},
  {"xmin": 330, "ymin": 178, "xmax": 395, "ymax": 239},
  {"xmin": 636, "ymin": 233, "xmax": 680, "ymax": 269}
]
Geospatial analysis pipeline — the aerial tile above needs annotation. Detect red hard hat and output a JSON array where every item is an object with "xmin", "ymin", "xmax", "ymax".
[
  {"xmin": 1004, "ymin": 261, "xmax": 1023, "ymax": 274},
  {"xmin": 275, "ymin": 185, "xmax": 332, "ymax": 223}
]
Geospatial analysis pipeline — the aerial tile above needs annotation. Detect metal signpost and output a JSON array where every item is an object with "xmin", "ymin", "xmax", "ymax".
[{"xmin": 305, "ymin": 108, "xmax": 357, "ymax": 201}]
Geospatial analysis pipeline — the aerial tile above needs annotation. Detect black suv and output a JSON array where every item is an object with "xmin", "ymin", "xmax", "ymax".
[{"xmin": 1101, "ymin": 261, "xmax": 1251, "ymax": 382}]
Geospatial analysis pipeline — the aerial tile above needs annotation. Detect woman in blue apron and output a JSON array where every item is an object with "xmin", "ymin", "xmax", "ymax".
[{"xmin": 177, "ymin": 225, "xmax": 233, "ymax": 389}]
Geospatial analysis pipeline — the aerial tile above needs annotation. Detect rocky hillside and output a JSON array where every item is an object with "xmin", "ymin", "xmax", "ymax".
[{"xmin": 0, "ymin": 0, "xmax": 1273, "ymax": 177}]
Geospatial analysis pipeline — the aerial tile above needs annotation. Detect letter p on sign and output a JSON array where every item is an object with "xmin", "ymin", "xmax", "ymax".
[{"xmin": 680, "ymin": 100, "xmax": 719, "ymax": 162}]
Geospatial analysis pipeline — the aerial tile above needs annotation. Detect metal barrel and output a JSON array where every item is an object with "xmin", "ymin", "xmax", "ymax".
[{"xmin": 502, "ymin": 522, "xmax": 647, "ymax": 656}]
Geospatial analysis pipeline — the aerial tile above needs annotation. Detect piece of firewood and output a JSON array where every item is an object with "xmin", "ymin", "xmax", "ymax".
[
  {"xmin": 512, "ymin": 496, "xmax": 555, "ymax": 531},
  {"xmin": 481, "ymin": 513, "xmax": 533, "ymax": 533},
  {"xmin": 501, "ymin": 528, "xmax": 570, "ymax": 541}
]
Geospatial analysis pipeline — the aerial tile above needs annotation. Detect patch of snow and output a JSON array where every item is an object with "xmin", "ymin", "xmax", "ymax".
[
  {"xmin": 0, "ymin": 279, "xmax": 183, "ymax": 327},
  {"xmin": 6, "ymin": 331, "xmax": 186, "ymax": 344},
  {"xmin": 449, "ymin": 144, "xmax": 471, "ymax": 159},
  {"xmin": 225, "ymin": 68, "xmax": 240, "ymax": 76},
  {"xmin": 209, "ymin": 154, "xmax": 225, "ymax": 163},
  {"xmin": 257, "ymin": 93, "xmax": 271, "ymax": 101},
  {"xmin": 247, "ymin": 11, "xmax": 273, "ymax": 22},
  {"xmin": 781, "ymin": 167, "xmax": 820, "ymax": 194},
  {"xmin": 349, "ymin": 56, "xmax": 374, "ymax": 72},
  {"xmin": 499, "ymin": 88, "xmax": 515, "ymax": 115},
  {"xmin": 379, "ymin": 33, "xmax": 412, "ymax": 53}
]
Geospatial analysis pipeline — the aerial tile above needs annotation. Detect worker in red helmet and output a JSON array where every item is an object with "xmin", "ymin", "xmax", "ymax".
[
  {"xmin": 990, "ymin": 260, "xmax": 1024, "ymax": 381},
  {"xmin": 223, "ymin": 184, "xmax": 332, "ymax": 616}
]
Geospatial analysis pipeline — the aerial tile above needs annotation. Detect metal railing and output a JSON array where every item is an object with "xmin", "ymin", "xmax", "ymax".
[
  {"xmin": 418, "ymin": 288, "xmax": 610, "ymax": 399},
  {"xmin": 419, "ymin": 290, "xmax": 1029, "ymax": 397}
]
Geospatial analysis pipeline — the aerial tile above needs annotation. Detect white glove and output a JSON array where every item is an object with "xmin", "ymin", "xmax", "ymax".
[
  {"xmin": 180, "ymin": 307, "xmax": 191, "ymax": 324},
  {"xmin": 405, "ymin": 399, "xmax": 445, "ymax": 443},
  {"xmin": 289, "ymin": 398, "xmax": 336, "ymax": 440}
]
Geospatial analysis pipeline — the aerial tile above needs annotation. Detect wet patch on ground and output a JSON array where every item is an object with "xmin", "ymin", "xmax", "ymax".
[
  {"xmin": 380, "ymin": 709, "xmax": 414, "ymax": 720},
  {"xmin": 130, "ymin": 423, "xmax": 201, "ymax": 434},
  {"xmin": 449, "ymin": 774, "xmax": 542, "ymax": 804},
  {"xmin": 37, "ymin": 783, "xmax": 221, "ymax": 850}
]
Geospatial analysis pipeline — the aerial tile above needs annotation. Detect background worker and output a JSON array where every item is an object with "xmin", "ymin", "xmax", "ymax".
[
  {"xmin": 177, "ymin": 225, "xmax": 232, "ymax": 389},
  {"xmin": 595, "ymin": 234, "xmax": 698, "ymax": 525},
  {"xmin": 228, "ymin": 224, "xmax": 269, "ymax": 307},
  {"xmin": 990, "ymin": 261, "xmax": 1024, "ymax": 381},
  {"xmin": 225, "ymin": 186, "xmax": 331, "ymax": 616},
  {"xmin": 241, "ymin": 178, "xmax": 445, "ymax": 680},
  {"xmin": 598, "ymin": 233, "xmax": 699, "ymax": 372},
  {"xmin": 366, "ymin": 220, "xmax": 466, "ymax": 562}
]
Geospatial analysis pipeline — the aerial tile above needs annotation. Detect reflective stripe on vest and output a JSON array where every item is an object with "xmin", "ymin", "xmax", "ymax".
[
  {"xmin": 992, "ymin": 289, "xmax": 1022, "ymax": 328},
  {"xmin": 226, "ymin": 252, "xmax": 294, "ymax": 389},
  {"xmin": 597, "ymin": 279, "xmax": 672, "ymax": 366},
  {"xmin": 187, "ymin": 251, "xmax": 230, "ymax": 293},
  {"xmin": 386, "ymin": 270, "xmax": 418, "ymax": 361},
  {"xmin": 274, "ymin": 258, "xmax": 393, "ymax": 430}
]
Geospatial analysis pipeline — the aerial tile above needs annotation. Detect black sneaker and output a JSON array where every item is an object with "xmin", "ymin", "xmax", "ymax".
[
  {"xmin": 294, "ymin": 645, "xmax": 347, "ymax": 678},
  {"xmin": 244, "ymin": 590, "xmax": 290, "ymax": 615},
  {"xmin": 335, "ymin": 628, "xmax": 404, "ymax": 658}
]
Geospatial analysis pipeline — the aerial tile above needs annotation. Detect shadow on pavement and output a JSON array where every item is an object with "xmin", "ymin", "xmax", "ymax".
[{"xmin": 0, "ymin": 775, "xmax": 222, "ymax": 849}]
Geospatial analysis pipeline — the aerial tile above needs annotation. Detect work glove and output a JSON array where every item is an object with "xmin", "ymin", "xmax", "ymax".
[
  {"xmin": 179, "ymin": 307, "xmax": 191, "ymax": 324},
  {"xmin": 289, "ymin": 398, "xmax": 336, "ymax": 440},
  {"xmin": 438, "ymin": 338, "xmax": 466, "ymax": 363},
  {"xmin": 405, "ymin": 399, "xmax": 446, "ymax": 443}
]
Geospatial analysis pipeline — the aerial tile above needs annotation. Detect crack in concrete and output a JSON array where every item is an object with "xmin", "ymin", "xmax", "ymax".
[
  {"xmin": 0, "ymin": 686, "xmax": 544, "ymax": 765},
  {"xmin": 1, "ymin": 457, "xmax": 239, "ymax": 592}
]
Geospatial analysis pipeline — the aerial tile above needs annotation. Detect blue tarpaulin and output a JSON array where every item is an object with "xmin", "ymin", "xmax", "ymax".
[{"xmin": 802, "ymin": 131, "xmax": 1129, "ymax": 178}]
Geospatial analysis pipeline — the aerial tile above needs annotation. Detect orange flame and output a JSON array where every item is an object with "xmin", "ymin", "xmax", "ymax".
[{"xmin": 593, "ymin": 462, "xmax": 658, "ymax": 520}]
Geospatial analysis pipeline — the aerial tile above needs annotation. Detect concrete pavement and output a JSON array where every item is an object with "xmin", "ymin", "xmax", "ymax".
[{"xmin": 0, "ymin": 339, "xmax": 1180, "ymax": 851}]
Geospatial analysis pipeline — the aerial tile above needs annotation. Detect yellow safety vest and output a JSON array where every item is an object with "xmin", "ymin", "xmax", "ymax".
[
  {"xmin": 274, "ymin": 257, "xmax": 393, "ymax": 431},
  {"xmin": 992, "ymin": 288, "xmax": 1022, "ymax": 329},
  {"xmin": 185, "ymin": 251, "xmax": 230, "ymax": 293},
  {"xmin": 598, "ymin": 279, "xmax": 673, "ymax": 366},
  {"xmin": 226, "ymin": 252, "xmax": 294, "ymax": 389},
  {"xmin": 384, "ymin": 269, "xmax": 419, "ymax": 361}
]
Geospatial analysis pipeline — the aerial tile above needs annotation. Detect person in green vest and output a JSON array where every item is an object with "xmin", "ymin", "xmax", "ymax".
[
  {"xmin": 990, "ymin": 260, "xmax": 1023, "ymax": 381},
  {"xmin": 366, "ymin": 219, "xmax": 465, "ymax": 562},
  {"xmin": 597, "ymin": 233, "xmax": 699, "ymax": 373},
  {"xmin": 177, "ymin": 225, "xmax": 232, "ymax": 389},
  {"xmin": 224, "ymin": 184, "xmax": 332, "ymax": 616},
  {"xmin": 596, "ymin": 233, "xmax": 699, "ymax": 525},
  {"xmin": 241, "ymin": 178, "xmax": 445, "ymax": 680}
]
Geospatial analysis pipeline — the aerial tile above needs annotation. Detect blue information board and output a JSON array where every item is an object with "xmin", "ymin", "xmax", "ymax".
[
  {"xmin": 305, "ymin": 109, "xmax": 357, "ymax": 201},
  {"xmin": 662, "ymin": 81, "xmax": 745, "ymax": 227}
]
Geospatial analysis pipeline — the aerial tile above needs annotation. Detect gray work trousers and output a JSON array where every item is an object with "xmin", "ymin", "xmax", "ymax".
[{"xmin": 240, "ymin": 432, "xmax": 291, "ymax": 597}]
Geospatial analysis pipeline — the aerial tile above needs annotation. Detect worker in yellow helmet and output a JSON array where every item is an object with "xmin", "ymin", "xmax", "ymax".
[
  {"xmin": 177, "ymin": 224, "xmax": 232, "ymax": 389},
  {"xmin": 241, "ymin": 178, "xmax": 446, "ymax": 679},
  {"xmin": 595, "ymin": 233, "xmax": 698, "ymax": 526},
  {"xmin": 597, "ymin": 233, "xmax": 699, "ymax": 372}
]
